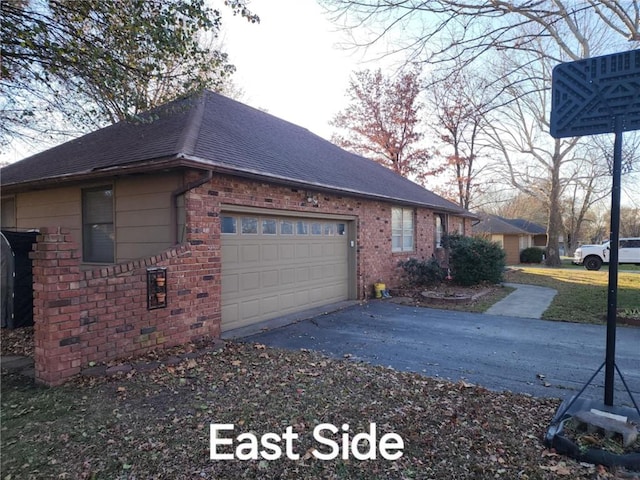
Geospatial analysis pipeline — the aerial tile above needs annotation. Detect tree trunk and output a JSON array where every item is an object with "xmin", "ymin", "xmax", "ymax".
[{"xmin": 545, "ymin": 154, "xmax": 563, "ymax": 267}]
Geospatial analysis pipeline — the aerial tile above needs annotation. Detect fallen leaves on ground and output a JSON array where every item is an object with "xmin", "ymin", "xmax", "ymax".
[
  {"xmin": 0, "ymin": 326, "xmax": 34, "ymax": 357},
  {"xmin": 2, "ymin": 342, "xmax": 634, "ymax": 479}
]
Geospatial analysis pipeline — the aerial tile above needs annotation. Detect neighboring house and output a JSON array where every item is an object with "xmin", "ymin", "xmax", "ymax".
[
  {"xmin": 0, "ymin": 90, "xmax": 474, "ymax": 385},
  {"xmin": 473, "ymin": 213, "xmax": 547, "ymax": 264}
]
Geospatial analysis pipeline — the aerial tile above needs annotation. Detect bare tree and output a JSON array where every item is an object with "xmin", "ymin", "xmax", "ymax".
[
  {"xmin": 562, "ymin": 142, "xmax": 623, "ymax": 254},
  {"xmin": 330, "ymin": 68, "xmax": 431, "ymax": 180},
  {"xmin": 479, "ymin": 190, "xmax": 547, "ymax": 226},
  {"xmin": 323, "ymin": 0, "xmax": 639, "ymax": 266},
  {"xmin": 620, "ymin": 207, "xmax": 640, "ymax": 237},
  {"xmin": 322, "ymin": 1, "xmax": 639, "ymax": 67},
  {"xmin": 479, "ymin": 42, "xmax": 581, "ymax": 265},
  {"xmin": 427, "ymin": 66, "xmax": 491, "ymax": 209}
]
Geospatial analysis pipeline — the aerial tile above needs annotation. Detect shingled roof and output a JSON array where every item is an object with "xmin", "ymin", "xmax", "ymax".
[
  {"xmin": 1, "ymin": 90, "xmax": 471, "ymax": 216},
  {"xmin": 473, "ymin": 213, "xmax": 547, "ymax": 235},
  {"xmin": 502, "ymin": 218, "xmax": 547, "ymax": 235}
]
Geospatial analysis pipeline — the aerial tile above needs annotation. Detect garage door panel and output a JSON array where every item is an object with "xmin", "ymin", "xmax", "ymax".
[
  {"xmin": 310, "ymin": 287, "xmax": 326, "ymax": 303},
  {"xmin": 279, "ymin": 244, "xmax": 295, "ymax": 259},
  {"xmin": 222, "ymin": 273, "xmax": 239, "ymax": 295},
  {"xmin": 329, "ymin": 282, "xmax": 348, "ymax": 298},
  {"xmin": 262, "ymin": 244, "xmax": 278, "ymax": 261},
  {"xmin": 241, "ymin": 244, "xmax": 260, "ymax": 262},
  {"xmin": 262, "ymin": 295, "xmax": 279, "ymax": 315},
  {"xmin": 310, "ymin": 243, "xmax": 323, "ymax": 257},
  {"xmin": 280, "ymin": 292, "xmax": 296, "ymax": 309},
  {"xmin": 222, "ymin": 244, "xmax": 239, "ymax": 264},
  {"xmin": 311, "ymin": 265, "xmax": 324, "ymax": 280},
  {"xmin": 295, "ymin": 290, "xmax": 310, "ymax": 305},
  {"xmin": 281, "ymin": 268, "xmax": 296, "ymax": 285},
  {"xmin": 322, "ymin": 244, "xmax": 334, "ymax": 256},
  {"xmin": 296, "ymin": 266, "xmax": 310, "ymax": 282},
  {"xmin": 241, "ymin": 272, "xmax": 261, "ymax": 291},
  {"xmin": 295, "ymin": 244, "xmax": 310, "ymax": 258},
  {"xmin": 221, "ymin": 303, "xmax": 239, "ymax": 323},
  {"xmin": 261, "ymin": 269, "xmax": 279, "ymax": 288},
  {"xmin": 222, "ymin": 213, "xmax": 351, "ymax": 331},
  {"xmin": 241, "ymin": 299, "xmax": 261, "ymax": 319},
  {"xmin": 326, "ymin": 262, "xmax": 347, "ymax": 277}
]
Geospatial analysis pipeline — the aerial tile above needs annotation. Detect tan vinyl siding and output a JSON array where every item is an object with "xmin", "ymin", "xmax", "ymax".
[
  {"xmin": 114, "ymin": 173, "xmax": 183, "ymax": 262},
  {"xmin": 1, "ymin": 197, "xmax": 16, "ymax": 229},
  {"xmin": 176, "ymin": 194, "xmax": 186, "ymax": 244},
  {"xmin": 503, "ymin": 235, "xmax": 520, "ymax": 265},
  {"xmin": 11, "ymin": 172, "xmax": 184, "ymax": 264},
  {"xmin": 16, "ymin": 187, "xmax": 82, "ymax": 240}
]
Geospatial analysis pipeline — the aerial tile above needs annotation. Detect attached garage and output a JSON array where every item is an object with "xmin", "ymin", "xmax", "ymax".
[
  {"xmin": 1, "ymin": 90, "xmax": 476, "ymax": 385},
  {"xmin": 220, "ymin": 209, "xmax": 355, "ymax": 331}
]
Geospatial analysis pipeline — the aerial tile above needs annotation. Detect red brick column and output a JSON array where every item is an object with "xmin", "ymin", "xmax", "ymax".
[
  {"xmin": 30, "ymin": 227, "xmax": 84, "ymax": 386},
  {"xmin": 182, "ymin": 184, "xmax": 222, "ymax": 337}
]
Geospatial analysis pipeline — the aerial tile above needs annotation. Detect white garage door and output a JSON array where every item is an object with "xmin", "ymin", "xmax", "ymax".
[{"xmin": 221, "ymin": 212, "xmax": 351, "ymax": 331}]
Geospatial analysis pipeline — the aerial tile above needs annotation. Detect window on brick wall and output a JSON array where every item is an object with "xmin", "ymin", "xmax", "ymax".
[
  {"xmin": 82, "ymin": 186, "xmax": 114, "ymax": 263},
  {"xmin": 392, "ymin": 207, "xmax": 414, "ymax": 252},
  {"xmin": 435, "ymin": 213, "xmax": 447, "ymax": 248}
]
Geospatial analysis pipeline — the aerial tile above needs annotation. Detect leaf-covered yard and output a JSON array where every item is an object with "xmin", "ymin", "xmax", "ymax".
[{"xmin": 1, "ymin": 341, "xmax": 630, "ymax": 479}]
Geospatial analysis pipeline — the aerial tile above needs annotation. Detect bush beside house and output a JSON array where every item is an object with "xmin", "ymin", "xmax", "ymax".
[
  {"xmin": 445, "ymin": 235, "xmax": 506, "ymax": 286},
  {"xmin": 520, "ymin": 247, "xmax": 545, "ymax": 264},
  {"xmin": 399, "ymin": 234, "xmax": 506, "ymax": 288}
]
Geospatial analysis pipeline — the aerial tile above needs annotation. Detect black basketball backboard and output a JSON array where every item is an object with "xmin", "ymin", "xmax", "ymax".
[{"xmin": 550, "ymin": 50, "xmax": 640, "ymax": 138}]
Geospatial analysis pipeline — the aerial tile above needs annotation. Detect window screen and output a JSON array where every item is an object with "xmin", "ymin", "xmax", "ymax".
[
  {"xmin": 392, "ymin": 207, "xmax": 414, "ymax": 252},
  {"xmin": 82, "ymin": 186, "xmax": 114, "ymax": 263}
]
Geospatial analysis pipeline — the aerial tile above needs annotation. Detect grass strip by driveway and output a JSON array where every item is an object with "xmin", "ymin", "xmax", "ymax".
[
  {"xmin": 504, "ymin": 267, "xmax": 640, "ymax": 324},
  {"xmin": 1, "ymin": 342, "xmax": 622, "ymax": 480}
]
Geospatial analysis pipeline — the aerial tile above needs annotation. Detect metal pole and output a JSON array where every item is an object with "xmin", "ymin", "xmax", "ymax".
[{"xmin": 604, "ymin": 117, "xmax": 623, "ymax": 406}]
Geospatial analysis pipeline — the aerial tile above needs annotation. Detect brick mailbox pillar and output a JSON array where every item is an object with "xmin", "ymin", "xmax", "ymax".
[{"xmin": 30, "ymin": 227, "xmax": 84, "ymax": 386}]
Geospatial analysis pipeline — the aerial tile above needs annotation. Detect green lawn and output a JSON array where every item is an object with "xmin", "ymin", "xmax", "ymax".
[
  {"xmin": 558, "ymin": 258, "xmax": 640, "ymax": 271},
  {"xmin": 504, "ymin": 266, "xmax": 640, "ymax": 324}
]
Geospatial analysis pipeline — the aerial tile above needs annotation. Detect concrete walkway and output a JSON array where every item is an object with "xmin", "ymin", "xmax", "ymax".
[{"xmin": 485, "ymin": 283, "xmax": 557, "ymax": 319}]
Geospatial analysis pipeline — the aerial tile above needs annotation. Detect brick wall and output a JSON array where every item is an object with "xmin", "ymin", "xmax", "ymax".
[
  {"xmin": 31, "ymin": 224, "xmax": 219, "ymax": 386},
  {"xmin": 198, "ymin": 174, "xmax": 447, "ymax": 297}
]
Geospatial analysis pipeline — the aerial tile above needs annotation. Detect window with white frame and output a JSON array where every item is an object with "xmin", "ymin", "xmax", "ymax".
[
  {"xmin": 392, "ymin": 207, "xmax": 414, "ymax": 252},
  {"xmin": 221, "ymin": 216, "xmax": 237, "ymax": 234},
  {"xmin": 241, "ymin": 217, "xmax": 258, "ymax": 234},
  {"xmin": 435, "ymin": 213, "xmax": 446, "ymax": 248},
  {"xmin": 82, "ymin": 186, "xmax": 114, "ymax": 263}
]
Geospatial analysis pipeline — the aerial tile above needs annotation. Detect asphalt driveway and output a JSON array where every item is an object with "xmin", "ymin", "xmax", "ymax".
[{"xmin": 242, "ymin": 301, "xmax": 640, "ymax": 403}]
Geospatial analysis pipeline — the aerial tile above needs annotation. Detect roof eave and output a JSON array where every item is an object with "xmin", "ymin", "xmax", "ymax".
[
  {"xmin": 0, "ymin": 155, "xmax": 190, "ymax": 193},
  {"xmin": 2, "ymin": 154, "xmax": 476, "ymax": 219},
  {"xmin": 176, "ymin": 155, "xmax": 476, "ymax": 218}
]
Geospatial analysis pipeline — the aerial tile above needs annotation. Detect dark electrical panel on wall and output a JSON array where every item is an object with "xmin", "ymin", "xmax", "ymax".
[{"xmin": 147, "ymin": 267, "xmax": 167, "ymax": 310}]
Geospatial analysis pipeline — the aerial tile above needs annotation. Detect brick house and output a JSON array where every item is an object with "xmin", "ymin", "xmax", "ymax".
[
  {"xmin": 0, "ymin": 91, "xmax": 474, "ymax": 385},
  {"xmin": 473, "ymin": 213, "xmax": 547, "ymax": 264}
]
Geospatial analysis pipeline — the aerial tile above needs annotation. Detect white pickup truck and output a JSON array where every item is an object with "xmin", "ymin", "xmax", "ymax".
[{"xmin": 573, "ymin": 237, "xmax": 640, "ymax": 270}]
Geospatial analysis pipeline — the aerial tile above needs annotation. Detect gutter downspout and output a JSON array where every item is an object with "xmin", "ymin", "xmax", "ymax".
[{"xmin": 170, "ymin": 170, "xmax": 213, "ymax": 245}]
